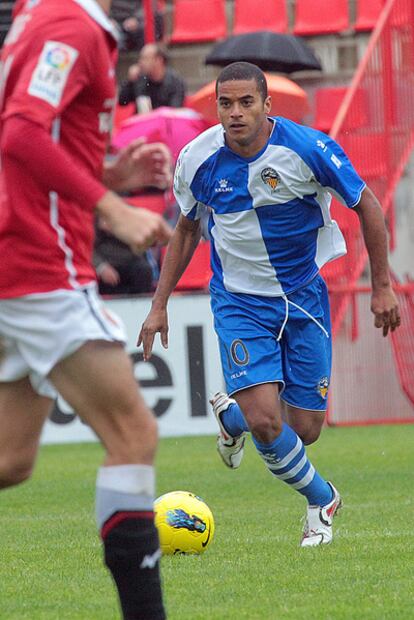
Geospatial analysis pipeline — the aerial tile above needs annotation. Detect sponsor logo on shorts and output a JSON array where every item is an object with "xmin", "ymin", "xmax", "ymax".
[
  {"xmin": 261, "ymin": 167, "xmax": 280, "ymax": 192},
  {"xmin": 317, "ymin": 376, "xmax": 329, "ymax": 399},
  {"xmin": 231, "ymin": 369, "xmax": 247, "ymax": 380},
  {"xmin": 28, "ymin": 41, "xmax": 79, "ymax": 107}
]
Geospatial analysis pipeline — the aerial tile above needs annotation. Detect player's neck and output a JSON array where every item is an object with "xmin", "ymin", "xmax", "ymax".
[
  {"xmin": 95, "ymin": 0, "xmax": 111, "ymax": 14},
  {"xmin": 226, "ymin": 118, "xmax": 273, "ymax": 159}
]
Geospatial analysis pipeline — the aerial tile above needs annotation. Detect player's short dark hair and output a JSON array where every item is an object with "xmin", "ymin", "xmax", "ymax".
[{"xmin": 215, "ymin": 62, "xmax": 268, "ymax": 100}]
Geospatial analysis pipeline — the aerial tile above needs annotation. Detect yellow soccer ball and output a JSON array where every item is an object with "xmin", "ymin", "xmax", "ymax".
[{"xmin": 154, "ymin": 491, "xmax": 215, "ymax": 555}]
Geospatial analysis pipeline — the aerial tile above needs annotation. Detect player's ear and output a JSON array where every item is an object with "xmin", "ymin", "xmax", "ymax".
[{"xmin": 264, "ymin": 95, "xmax": 272, "ymax": 114}]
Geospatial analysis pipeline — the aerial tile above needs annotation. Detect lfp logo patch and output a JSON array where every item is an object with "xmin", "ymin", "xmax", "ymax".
[
  {"xmin": 45, "ymin": 46, "xmax": 72, "ymax": 70},
  {"xmin": 28, "ymin": 40, "xmax": 78, "ymax": 107}
]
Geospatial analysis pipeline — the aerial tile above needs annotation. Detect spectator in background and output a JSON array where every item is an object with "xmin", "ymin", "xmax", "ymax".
[
  {"xmin": 119, "ymin": 43, "xmax": 186, "ymax": 113},
  {"xmin": 95, "ymin": 139, "xmax": 172, "ymax": 296},
  {"xmin": 110, "ymin": 0, "xmax": 165, "ymax": 52}
]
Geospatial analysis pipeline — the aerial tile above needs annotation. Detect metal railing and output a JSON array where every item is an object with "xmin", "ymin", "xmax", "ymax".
[{"xmin": 322, "ymin": 0, "xmax": 414, "ymax": 337}]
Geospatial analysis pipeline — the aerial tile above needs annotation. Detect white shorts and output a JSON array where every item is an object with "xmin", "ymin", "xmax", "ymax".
[{"xmin": 0, "ymin": 284, "xmax": 126, "ymax": 399}]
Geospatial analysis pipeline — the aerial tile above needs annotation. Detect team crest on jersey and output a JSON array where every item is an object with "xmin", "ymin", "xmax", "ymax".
[
  {"xmin": 317, "ymin": 376, "xmax": 329, "ymax": 399},
  {"xmin": 261, "ymin": 167, "xmax": 280, "ymax": 192}
]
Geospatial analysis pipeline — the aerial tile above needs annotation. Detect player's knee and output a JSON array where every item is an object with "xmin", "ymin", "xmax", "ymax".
[
  {"xmin": 293, "ymin": 424, "xmax": 321, "ymax": 445},
  {"xmin": 302, "ymin": 427, "xmax": 321, "ymax": 445},
  {"xmin": 108, "ymin": 406, "xmax": 159, "ymax": 463},
  {"xmin": 0, "ymin": 457, "xmax": 34, "ymax": 489},
  {"xmin": 249, "ymin": 415, "xmax": 282, "ymax": 444}
]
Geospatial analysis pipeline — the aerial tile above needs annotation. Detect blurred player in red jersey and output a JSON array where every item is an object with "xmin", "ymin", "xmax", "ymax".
[{"xmin": 0, "ymin": 1, "xmax": 171, "ymax": 618}]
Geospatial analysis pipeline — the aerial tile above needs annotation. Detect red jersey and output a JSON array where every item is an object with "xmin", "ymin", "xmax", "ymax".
[{"xmin": 0, "ymin": 0, "xmax": 118, "ymax": 297}]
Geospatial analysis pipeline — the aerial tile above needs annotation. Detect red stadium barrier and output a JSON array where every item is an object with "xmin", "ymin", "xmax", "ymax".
[
  {"xmin": 327, "ymin": 281, "xmax": 414, "ymax": 425},
  {"xmin": 320, "ymin": 0, "xmax": 414, "ymax": 425},
  {"xmin": 324, "ymin": 0, "xmax": 414, "ymax": 339},
  {"xmin": 390, "ymin": 277, "xmax": 414, "ymax": 409}
]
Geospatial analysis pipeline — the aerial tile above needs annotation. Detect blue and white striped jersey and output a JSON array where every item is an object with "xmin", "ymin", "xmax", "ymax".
[{"xmin": 173, "ymin": 116, "xmax": 365, "ymax": 297}]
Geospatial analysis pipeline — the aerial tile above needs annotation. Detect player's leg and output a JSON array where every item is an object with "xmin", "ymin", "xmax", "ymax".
[
  {"xmin": 282, "ymin": 402, "xmax": 325, "ymax": 445},
  {"xmin": 210, "ymin": 391, "xmax": 248, "ymax": 468},
  {"xmin": 0, "ymin": 378, "xmax": 52, "ymax": 488},
  {"xmin": 279, "ymin": 276, "xmax": 342, "ymax": 545},
  {"xmin": 235, "ymin": 383, "xmax": 341, "ymax": 547},
  {"xmin": 235, "ymin": 383, "xmax": 333, "ymax": 499},
  {"xmin": 49, "ymin": 340, "xmax": 165, "ymax": 620}
]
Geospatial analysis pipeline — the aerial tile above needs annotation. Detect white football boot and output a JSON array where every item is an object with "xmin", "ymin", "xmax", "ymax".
[
  {"xmin": 210, "ymin": 392, "xmax": 246, "ymax": 469},
  {"xmin": 300, "ymin": 482, "xmax": 342, "ymax": 547}
]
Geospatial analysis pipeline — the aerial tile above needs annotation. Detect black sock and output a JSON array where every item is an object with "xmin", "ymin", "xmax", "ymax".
[{"xmin": 102, "ymin": 512, "xmax": 165, "ymax": 620}]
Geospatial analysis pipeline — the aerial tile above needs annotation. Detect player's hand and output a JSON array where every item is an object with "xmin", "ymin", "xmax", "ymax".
[
  {"xmin": 137, "ymin": 306, "xmax": 169, "ymax": 361},
  {"xmin": 127, "ymin": 62, "xmax": 141, "ymax": 81},
  {"xmin": 371, "ymin": 285, "xmax": 401, "ymax": 336},
  {"xmin": 103, "ymin": 139, "xmax": 173, "ymax": 193},
  {"xmin": 97, "ymin": 263, "xmax": 120, "ymax": 286},
  {"xmin": 97, "ymin": 193, "xmax": 172, "ymax": 253}
]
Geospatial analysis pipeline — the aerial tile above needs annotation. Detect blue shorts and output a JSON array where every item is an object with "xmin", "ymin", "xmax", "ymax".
[{"xmin": 210, "ymin": 275, "xmax": 332, "ymax": 411}]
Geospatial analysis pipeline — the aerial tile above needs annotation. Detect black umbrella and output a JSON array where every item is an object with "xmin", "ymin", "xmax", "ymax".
[{"xmin": 205, "ymin": 31, "xmax": 322, "ymax": 73}]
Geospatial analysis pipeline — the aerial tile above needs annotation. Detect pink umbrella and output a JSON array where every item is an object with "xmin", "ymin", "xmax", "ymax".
[{"xmin": 112, "ymin": 106, "xmax": 213, "ymax": 162}]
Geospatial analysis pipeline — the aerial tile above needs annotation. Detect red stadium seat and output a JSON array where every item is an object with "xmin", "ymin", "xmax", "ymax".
[
  {"xmin": 313, "ymin": 86, "xmax": 368, "ymax": 133},
  {"xmin": 113, "ymin": 103, "xmax": 135, "ymax": 131},
  {"xmin": 293, "ymin": 0, "xmax": 350, "ymax": 35},
  {"xmin": 161, "ymin": 240, "xmax": 212, "ymax": 290},
  {"xmin": 354, "ymin": 0, "xmax": 383, "ymax": 31},
  {"xmin": 126, "ymin": 193, "xmax": 167, "ymax": 216},
  {"xmin": 169, "ymin": 0, "xmax": 227, "ymax": 44},
  {"xmin": 233, "ymin": 0, "xmax": 288, "ymax": 35}
]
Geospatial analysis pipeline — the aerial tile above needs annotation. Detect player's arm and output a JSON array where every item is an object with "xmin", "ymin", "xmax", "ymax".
[
  {"xmin": 353, "ymin": 186, "xmax": 400, "ymax": 336},
  {"xmin": 1, "ymin": 116, "xmax": 171, "ymax": 252},
  {"xmin": 302, "ymin": 129, "xmax": 400, "ymax": 336},
  {"xmin": 103, "ymin": 140, "xmax": 172, "ymax": 193},
  {"xmin": 137, "ymin": 215, "xmax": 202, "ymax": 360}
]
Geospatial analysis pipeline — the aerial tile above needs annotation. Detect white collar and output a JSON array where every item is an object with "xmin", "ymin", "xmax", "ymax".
[{"xmin": 72, "ymin": 0, "xmax": 119, "ymax": 40}]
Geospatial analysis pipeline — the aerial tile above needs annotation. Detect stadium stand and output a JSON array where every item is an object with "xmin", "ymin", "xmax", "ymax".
[
  {"xmin": 169, "ymin": 0, "xmax": 227, "ymax": 44},
  {"xmin": 232, "ymin": 0, "xmax": 288, "ymax": 35},
  {"xmin": 161, "ymin": 240, "xmax": 212, "ymax": 291},
  {"xmin": 0, "ymin": 2, "xmax": 13, "ymax": 47},
  {"xmin": 113, "ymin": 102, "xmax": 136, "ymax": 131},
  {"xmin": 126, "ymin": 193, "xmax": 167, "ymax": 216},
  {"xmin": 313, "ymin": 86, "xmax": 368, "ymax": 133},
  {"xmin": 354, "ymin": 0, "xmax": 384, "ymax": 31},
  {"xmin": 293, "ymin": 0, "xmax": 350, "ymax": 35}
]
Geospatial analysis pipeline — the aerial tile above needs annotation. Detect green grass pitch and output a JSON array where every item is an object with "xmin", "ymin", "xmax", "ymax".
[{"xmin": 1, "ymin": 424, "xmax": 413, "ymax": 619}]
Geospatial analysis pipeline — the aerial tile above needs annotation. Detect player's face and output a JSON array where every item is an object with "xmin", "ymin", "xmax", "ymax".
[{"xmin": 217, "ymin": 79, "xmax": 272, "ymax": 156}]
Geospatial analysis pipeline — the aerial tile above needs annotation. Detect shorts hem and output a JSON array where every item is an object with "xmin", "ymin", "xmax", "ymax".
[
  {"xmin": 228, "ymin": 379, "xmax": 285, "ymax": 398},
  {"xmin": 280, "ymin": 397, "xmax": 328, "ymax": 413}
]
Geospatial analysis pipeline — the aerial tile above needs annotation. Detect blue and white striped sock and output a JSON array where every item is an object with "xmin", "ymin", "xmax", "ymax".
[
  {"xmin": 220, "ymin": 401, "xmax": 249, "ymax": 436},
  {"xmin": 253, "ymin": 423, "xmax": 333, "ymax": 506}
]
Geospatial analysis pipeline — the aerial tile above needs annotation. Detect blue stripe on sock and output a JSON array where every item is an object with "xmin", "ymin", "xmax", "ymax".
[{"xmin": 253, "ymin": 423, "xmax": 333, "ymax": 506}]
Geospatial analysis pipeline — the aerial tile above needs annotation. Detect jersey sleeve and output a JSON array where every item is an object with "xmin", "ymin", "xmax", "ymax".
[
  {"xmin": 173, "ymin": 146, "xmax": 205, "ymax": 220},
  {"xmin": 3, "ymin": 19, "xmax": 93, "ymax": 130},
  {"xmin": 280, "ymin": 119, "xmax": 365, "ymax": 208},
  {"xmin": 301, "ymin": 130, "xmax": 365, "ymax": 208}
]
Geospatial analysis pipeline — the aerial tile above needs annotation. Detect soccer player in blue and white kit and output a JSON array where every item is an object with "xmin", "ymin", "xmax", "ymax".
[{"xmin": 139, "ymin": 62, "xmax": 401, "ymax": 547}]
